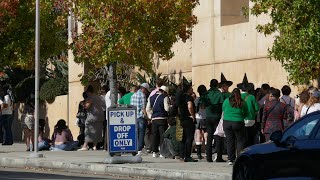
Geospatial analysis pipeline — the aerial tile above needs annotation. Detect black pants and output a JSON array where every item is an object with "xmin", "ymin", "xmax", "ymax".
[
  {"xmin": 223, "ymin": 120, "xmax": 245, "ymax": 161},
  {"xmin": 245, "ymin": 125, "xmax": 257, "ymax": 147},
  {"xmin": 206, "ymin": 117, "xmax": 221, "ymax": 160},
  {"xmin": 180, "ymin": 118, "xmax": 195, "ymax": 159},
  {"xmin": 151, "ymin": 119, "xmax": 168, "ymax": 153}
]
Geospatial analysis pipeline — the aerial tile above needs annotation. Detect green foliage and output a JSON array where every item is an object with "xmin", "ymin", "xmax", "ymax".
[
  {"xmin": 70, "ymin": 0, "xmax": 199, "ymax": 72},
  {"xmin": 250, "ymin": 0, "xmax": 320, "ymax": 84},
  {"xmin": 0, "ymin": 0, "xmax": 68, "ymax": 69},
  {"xmin": 39, "ymin": 77, "xmax": 68, "ymax": 102},
  {"xmin": 40, "ymin": 59, "xmax": 68, "ymax": 102}
]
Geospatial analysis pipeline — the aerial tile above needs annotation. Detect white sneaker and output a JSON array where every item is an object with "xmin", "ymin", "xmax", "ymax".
[
  {"xmin": 152, "ymin": 152, "xmax": 159, "ymax": 158},
  {"xmin": 137, "ymin": 151, "xmax": 147, "ymax": 156},
  {"xmin": 227, "ymin": 160, "xmax": 234, "ymax": 165},
  {"xmin": 159, "ymin": 154, "xmax": 164, "ymax": 158},
  {"xmin": 213, "ymin": 154, "xmax": 217, "ymax": 161}
]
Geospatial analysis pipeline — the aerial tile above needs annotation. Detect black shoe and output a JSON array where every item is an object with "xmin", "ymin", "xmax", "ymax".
[
  {"xmin": 216, "ymin": 158, "xmax": 226, "ymax": 163},
  {"xmin": 197, "ymin": 154, "xmax": 203, "ymax": 160},
  {"xmin": 206, "ymin": 158, "xmax": 213, "ymax": 162},
  {"xmin": 184, "ymin": 157, "xmax": 198, "ymax": 162},
  {"xmin": 2, "ymin": 143, "xmax": 13, "ymax": 146}
]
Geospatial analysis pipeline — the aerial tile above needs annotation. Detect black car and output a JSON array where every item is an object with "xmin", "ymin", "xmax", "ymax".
[{"xmin": 233, "ymin": 110, "xmax": 320, "ymax": 180}]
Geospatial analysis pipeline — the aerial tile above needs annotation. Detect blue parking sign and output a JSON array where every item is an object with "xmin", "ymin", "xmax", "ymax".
[{"xmin": 108, "ymin": 106, "xmax": 137, "ymax": 153}]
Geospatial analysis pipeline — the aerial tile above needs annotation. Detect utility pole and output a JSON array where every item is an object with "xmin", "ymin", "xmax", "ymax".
[{"xmin": 31, "ymin": 0, "xmax": 43, "ymax": 158}]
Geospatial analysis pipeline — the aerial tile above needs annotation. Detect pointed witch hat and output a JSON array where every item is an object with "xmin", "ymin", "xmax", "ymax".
[
  {"xmin": 218, "ymin": 73, "xmax": 233, "ymax": 87},
  {"xmin": 237, "ymin": 73, "xmax": 254, "ymax": 91}
]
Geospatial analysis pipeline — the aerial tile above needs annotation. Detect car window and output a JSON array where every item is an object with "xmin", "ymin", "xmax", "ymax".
[{"xmin": 282, "ymin": 115, "xmax": 320, "ymax": 141}]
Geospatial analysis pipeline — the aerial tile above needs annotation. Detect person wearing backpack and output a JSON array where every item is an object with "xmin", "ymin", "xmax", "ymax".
[{"xmin": 280, "ymin": 85, "xmax": 295, "ymax": 127}]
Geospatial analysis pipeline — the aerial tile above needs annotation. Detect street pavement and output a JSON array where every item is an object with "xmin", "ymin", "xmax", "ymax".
[
  {"xmin": 0, "ymin": 143, "xmax": 232, "ymax": 180},
  {"xmin": 0, "ymin": 167, "xmax": 143, "ymax": 180}
]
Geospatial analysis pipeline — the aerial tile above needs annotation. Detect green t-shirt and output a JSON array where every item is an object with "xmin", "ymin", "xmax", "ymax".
[
  {"xmin": 222, "ymin": 98, "xmax": 248, "ymax": 121},
  {"xmin": 204, "ymin": 88, "xmax": 224, "ymax": 119},
  {"xmin": 118, "ymin": 92, "xmax": 134, "ymax": 105},
  {"xmin": 222, "ymin": 92, "xmax": 231, "ymax": 100},
  {"xmin": 241, "ymin": 92, "xmax": 259, "ymax": 120}
]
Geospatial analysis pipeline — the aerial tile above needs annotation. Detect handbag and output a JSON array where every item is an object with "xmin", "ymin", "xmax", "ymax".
[
  {"xmin": 76, "ymin": 111, "xmax": 86, "ymax": 119},
  {"xmin": 214, "ymin": 113, "xmax": 225, "ymax": 137}
]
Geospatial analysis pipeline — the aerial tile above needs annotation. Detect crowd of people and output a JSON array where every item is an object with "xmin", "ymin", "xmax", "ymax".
[{"xmin": 1, "ymin": 73, "xmax": 320, "ymax": 165}]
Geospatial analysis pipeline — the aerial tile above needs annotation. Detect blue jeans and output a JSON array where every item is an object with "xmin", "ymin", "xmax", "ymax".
[
  {"xmin": 137, "ymin": 117, "xmax": 146, "ymax": 151},
  {"xmin": 2, "ymin": 114, "xmax": 13, "ymax": 144},
  {"xmin": 52, "ymin": 141, "xmax": 78, "ymax": 151},
  {"xmin": 38, "ymin": 140, "xmax": 50, "ymax": 151}
]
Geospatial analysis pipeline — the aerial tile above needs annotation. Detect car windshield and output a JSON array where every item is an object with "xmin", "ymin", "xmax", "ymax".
[{"xmin": 282, "ymin": 114, "xmax": 320, "ymax": 141}]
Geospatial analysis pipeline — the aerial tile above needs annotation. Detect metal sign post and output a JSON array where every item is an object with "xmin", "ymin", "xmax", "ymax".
[{"xmin": 30, "ymin": 0, "xmax": 43, "ymax": 158}]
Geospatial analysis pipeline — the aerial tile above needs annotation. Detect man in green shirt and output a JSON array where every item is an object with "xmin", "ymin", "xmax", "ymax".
[
  {"xmin": 219, "ymin": 73, "xmax": 233, "ymax": 100},
  {"xmin": 118, "ymin": 85, "xmax": 138, "ymax": 105},
  {"xmin": 204, "ymin": 79, "xmax": 224, "ymax": 162},
  {"xmin": 218, "ymin": 73, "xmax": 233, "ymax": 159},
  {"xmin": 237, "ymin": 74, "xmax": 259, "ymax": 147}
]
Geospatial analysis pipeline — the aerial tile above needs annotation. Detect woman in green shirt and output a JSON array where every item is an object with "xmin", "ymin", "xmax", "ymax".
[{"xmin": 222, "ymin": 88, "xmax": 248, "ymax": 165}]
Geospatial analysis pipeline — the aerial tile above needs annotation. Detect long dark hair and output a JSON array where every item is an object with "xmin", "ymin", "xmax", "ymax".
[
  {"xmin": 54, "ymin": 119, "xmax": 68, "ymax": 135},
  {"xmin": 229, "ymin": 88, "xmax": 243, "ymax": 108},
  {"xmin": 197, "ymin": 85, "xmax": 207, "ymax": 97}
]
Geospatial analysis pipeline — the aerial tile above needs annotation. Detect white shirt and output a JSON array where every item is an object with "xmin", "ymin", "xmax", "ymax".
[
  {"xmin": 0, "ymin": 95, "xmax": 13, "ymax": 115},
  {"xmin": 105, "ymin": 91, "xmax": 121, "ymax": 119},
  {"xmin": 301, "ymin": 103, "xmax": 320, "ymax": 117}
]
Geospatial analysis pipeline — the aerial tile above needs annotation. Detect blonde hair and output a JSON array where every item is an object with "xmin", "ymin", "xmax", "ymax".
[{"xmin": 306, "ymin": 96, "xmax": 320, "ymax": 106}]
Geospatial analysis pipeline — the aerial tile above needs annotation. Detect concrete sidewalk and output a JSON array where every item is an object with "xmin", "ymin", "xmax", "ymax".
[{"xmin": 0, "ymin": 144, "xmax": 232, "ymax": 180}]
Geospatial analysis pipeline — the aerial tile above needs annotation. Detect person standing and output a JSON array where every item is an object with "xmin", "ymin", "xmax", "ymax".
[
  {"xmin": 78, "ymin": 85, "xmax": 104, "ymax": 151},
  {"xmin": 300, "ymin": 91, "xmax": 320, "ymax": 117},
  {"xmin": 177, "ymin": 84, "xmax": 197, "ymax": 162},
  {"xmin": 146, "ymin": 86, "xmax": 169, "ymax": 158},
  {"xmin": 262, "ymin": 88, "xmax": 288, "ymax": 141},
  {"xmin": 118, "ymin": 85, "xmax": 138, "ymax": 105},
  {"xmin": 204, "ymin": 79, "xmax": 224, "ymax": 162},
  {"xmin": 280, "ymin": 85, "xmax": 295, "ymax": 126},
  {"xmin": 194, "ymin": 85, "xmax": 208, "ymax": 160},
  {"xmin": 223, "ymin": 88, "xmax": 248, "ymax": 165},
  {"xmin": 237, "ymin": 74, "xmax": 259, "ymax": 147},
  {"xmin": 0, "ymin": 84, "xmax": 14, "ymax": 145},
  {"xmin": 217, "ymin": 73, "xmax": 233, "ymax": 160},
  {"xmin": 76, "ymin": 92, "xmax": 88, "ymax": 147},
  {"xmin": 21, "ymin": 97, "xmax": 35, "ymax": 151},
  {"xmin": 219, "ymin": 73, "xmax": 232, "ymax": 100},
  {"xmin": 131, "ymin": 83, "xmax": 150, "ymax": 155}
]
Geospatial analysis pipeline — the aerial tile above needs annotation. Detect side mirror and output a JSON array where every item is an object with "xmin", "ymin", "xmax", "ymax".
[{"xmin": 270, "ymin": 130, "xmax": 283, "ymax": 145}]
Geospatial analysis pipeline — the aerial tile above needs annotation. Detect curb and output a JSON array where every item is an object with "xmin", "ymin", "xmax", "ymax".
[{"xmin": 0, "ymin": 157, "xmax": 232, "ymax": 180}]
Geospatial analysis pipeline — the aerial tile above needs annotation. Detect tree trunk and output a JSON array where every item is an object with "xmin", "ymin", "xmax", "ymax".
[{"xmin": 108, "ymin": 63, "xmax": 118, "ymax": 106}]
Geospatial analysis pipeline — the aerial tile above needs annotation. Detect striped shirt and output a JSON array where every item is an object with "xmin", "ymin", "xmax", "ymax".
[{"xmin": 130, "ymin": 89, "xmax": 146, "ymax": 118}]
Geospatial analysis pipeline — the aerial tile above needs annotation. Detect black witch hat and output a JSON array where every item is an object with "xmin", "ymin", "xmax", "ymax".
[
  {"xmin": 237, "ymin": 73, "xmax": 254, "ymax": 91},
  {"xmin": 218, "ymin": 73, "xmax": 233, "ymax": 87}
]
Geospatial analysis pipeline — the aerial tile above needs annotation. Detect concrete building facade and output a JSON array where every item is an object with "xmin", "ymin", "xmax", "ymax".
[
  {"xmin": 62, "ymin": 0, "xmax": 292, "ymax": 137},
  {"xmin": 156, "ymin": 0, "xmax": 290, "ymax": 94}
]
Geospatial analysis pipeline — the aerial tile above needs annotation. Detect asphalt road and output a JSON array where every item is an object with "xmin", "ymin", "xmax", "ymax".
[{"xmin": 0, "ymin": 167, "xmax": 153, "ymax": 180}]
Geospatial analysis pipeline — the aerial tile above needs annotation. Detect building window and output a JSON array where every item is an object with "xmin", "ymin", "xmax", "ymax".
[{"xmin": 221, "ymin": 0, "xmax": 249, "ymax": 26}]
